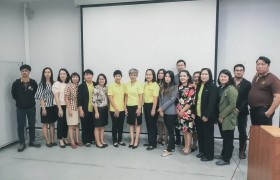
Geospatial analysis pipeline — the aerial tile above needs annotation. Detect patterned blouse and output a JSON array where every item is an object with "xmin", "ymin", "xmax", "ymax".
[
  {"xmin": 176, "ymin": 84, "xmax": 196, "ymax": 133},
  {"xmin": 64, "ymin": 83, "xmax": 78, "ymax": 111},
  {"xmin": 34, "ymin": 83, "xmax": 54, "ymax": 107},
  {"xmin": 93, "ymin": 85, "xmax": 108, "ymax": 107}
]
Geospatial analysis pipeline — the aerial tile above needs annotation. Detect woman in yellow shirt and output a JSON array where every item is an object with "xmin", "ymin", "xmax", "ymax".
[
  {"xmin": 143, "ymin": 69, "xmax": 160, "ymax": 151},
  {"xmin": 125, "ymin": 68, "xmax": 143, "ymax": 149},
  {"xmin": 108, "ymin": 70, "xmax": 126, "ymax": 147}
]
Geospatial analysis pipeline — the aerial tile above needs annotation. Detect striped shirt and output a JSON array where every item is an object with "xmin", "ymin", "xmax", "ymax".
[{"xmin": 34, "ymin": 82, "xmax": 54, "ymax": 107}]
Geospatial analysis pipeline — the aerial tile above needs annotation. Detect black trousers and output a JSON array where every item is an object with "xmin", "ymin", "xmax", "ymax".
[
  {"xmin": 237, "ymin": 113, "xmax": 248, "ymax": 151},
  {"xmin": 110, "ymin": 111, "xmax": 125, "ymax": 143},
  {"xmin": 56, "ymin": 105, "xmax": 68, "ymax": 140},
  {"xmin": 250, "ymin": 106, "xmax": 274, "ymax": 126},
  {"xmin": 16, "ymin": 107, "xmax": 36, "ymax": 144},
  {"xmin": 80, "ymin": 111, "xmax": 95, "ymax": 144},
  {"xmin": 164, "ymin": 114, "xmax": 177, "ymax": 152},
  {"xmin": 196, "ymin": 116, "xmax": 214, "ymax": 159},
  {"xmin": 218, "ymin": 123, "xmax": 234, "ymax": 162},
  {"xmin": 144, "ymin": 103, "xmax": 157, "ymax": 147}
]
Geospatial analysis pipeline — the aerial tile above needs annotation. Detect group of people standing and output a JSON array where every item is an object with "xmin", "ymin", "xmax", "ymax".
[{"xmin": 11, "ymin": 56, "xmax": 280, "ymax": 166}]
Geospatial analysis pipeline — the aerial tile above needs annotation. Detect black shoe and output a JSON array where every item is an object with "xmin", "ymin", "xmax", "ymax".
[
  {"xmin": 96, "ymin": 144, "xmax": 105, "ymax": 148},
  {"xmin": 51, "ymin": 142, "xmax": 58, "ymax": 146},
  {"xmin": 46, "ymin": 143, "xmax": 53, "ymax": 148},
  {"xmin": 29, "ymin": 142, "xmax": 41, "ymax": 148},
  {"xmin": 59, "ymin": 142, "xmax": 66, "ymax": 148},
  {"xmin": 143, "ymin": 142, "xmax": 150, "ymax": 146},
  {"xmin": 191, "ymin": 147, "xmax": 197, "ymax": 152},
  {"xmin": 175, "ymin": 140, "xmax": 181, "ymax": 146},
  {"xmin": 196, "ymin": 152, "xmax": 204, "ymax": 158},
  {"xmin": 214, "ymin": 154, "xmax": 223, "ymax": 160},
  {"xmin": 146, "ymin": 146, "xmax": 156, "ymax": 151},
  {"xmin": 118, "ymin": 142, "xmax": 126, "ymax": 146},
  {"xmin": 85, "ymin": 143, "xmax": 91, "ymax": 147},
  {"xmin": 128, "ymin": 144, "xmax": 134, "ymax": 148},
  {"xmin": 200, "ymin": 156, "xmax": 213, "ymax": 162},
  {"xmin": 113, "ymin": 143, "xmax": 119, "ymax": 148},
  {"xmin": 17, "ymin": 143, "xmax": 26, "ymax": 152},
  {"xmin": 132, "ymin": 143, "xmax": 139, "ymax": 149},
  {"xmin": 215, "ymin": 159, "xmax": 230, "ymax": 166},
  {"xmin": 102, "ymin": 143, "xmax": 108, "ymax": 148},
  {"xmin": 63, "ymin": 140, "xmax": 70, "ymax": 146},
  {"xmin": 239, "ymin": 151, "xmax": 247, "ymax": 159}
]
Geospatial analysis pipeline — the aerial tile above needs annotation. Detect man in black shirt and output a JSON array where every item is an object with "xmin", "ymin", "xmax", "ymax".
[
  {"xmin": 11, "ymin": 64, "xmax": 40, "ymax": 152},
  {"xmin": 233, "ymin": 64, "xmax": 251, "ymax": 159}
]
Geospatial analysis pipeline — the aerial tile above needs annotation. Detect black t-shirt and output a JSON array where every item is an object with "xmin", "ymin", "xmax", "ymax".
[{"xmin": 11, "ymin": 78, "xmax": 38, "ymax": 109}]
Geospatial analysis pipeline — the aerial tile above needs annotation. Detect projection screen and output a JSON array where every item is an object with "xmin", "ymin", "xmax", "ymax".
[{"xmin": 81, "ymin": 0, "xmax": 218, "ymax": 133}]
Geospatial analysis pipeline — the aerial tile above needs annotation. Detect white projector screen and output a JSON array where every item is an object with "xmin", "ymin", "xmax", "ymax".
[{"xmin": 82, "ymin": 0, "xmax": 217, "ymax": 83}]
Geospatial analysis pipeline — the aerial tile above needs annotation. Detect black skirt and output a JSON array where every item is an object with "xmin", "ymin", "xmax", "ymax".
[
  {"xmin": 41, "ymin": 106, "xmax": 57, "ymax": 124},
  {"xmin": 93, "ymin": 106, "xmax": 108, "ymax": 127},
  {"xmin": 126, "ymin": 105, "xmax": 142, "ymax": 125}
]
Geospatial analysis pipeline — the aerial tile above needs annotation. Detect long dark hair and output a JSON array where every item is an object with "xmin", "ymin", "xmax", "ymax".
[
  {"xmin": 96, "ymin": 73, "xmax": 107, "ymax": 86},
  {"xmin": 41, "ymin": 67, "xmax": 54, "ymax": 89},
  {"xmin": 57, "ymin": 68, "xmax": 70, "ymax": 83},
  {"xmin": 217, "ymin": 69, "xmax": 235, "ymax": 87},
  {"xmin": 178, "ymin": 70, "xmax": 193, "ymax": 86},
  {"xmin": 157, "ymin": 69, "xmax": 166, "ymax": 85},
  {"xmin": 144, "ymin": 69, "xmax": 157, "ymax": 82},
  {"xmin": 161, "ymin": 70, "xmax": 176, "ymax": 96}
]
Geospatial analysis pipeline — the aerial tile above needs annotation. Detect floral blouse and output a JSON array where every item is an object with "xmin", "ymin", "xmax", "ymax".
[
  {"xmin": 176, "ymin": 84, "xmax": 196, "ymax": 132},
  {"xmin": 65, "ymin": 83, "xmax": 78, "ymax": 111},
  {"xmin": 93, "ymin": 85, "xmax": 108, "ymax": 107}
]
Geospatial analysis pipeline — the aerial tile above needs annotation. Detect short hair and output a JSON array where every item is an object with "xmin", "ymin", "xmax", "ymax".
[
  {"xmin": 57, "ymin": 68, "xmax": 71, "ymax": 83},
  {"xmin": 256, "ymin": 56, "xmax": 271, "ymax": 65},
  {"xmin": 128, "ymin": 68, "xmax": 139, "ymax": 76},
  {"xmin": 233, "ymin": 64, "xmax": 245, "ymax": 71},
  {"xmin": 71, "ymin": 72, "xmax": 80, "ymax": 83},
  {"xmin": 84, "ymin": 69, "xmax": 93, "ymax": 76},
  {"xmin": 145, "ymin": 69, "xmax": 157, "ymax": 82},
  {"xmin": 179, "ymin": 70, "xmax": 193, "ymax": 86},
  {"xmin": 96, "ymin": 73, "xmax": 107, "ymax": 86},
  {"xmin": 217, "ymin": 69, "xmax": 235, "ymax": 86},
  {"xmin": 193, "ymin": 71, "xmax": 200, "ymax": 76},
  {"xmin": 176, "ymin": 59, "xmax": 186, "ymax": 66},
  {"xmin": 20, "ymin": 64, "xmax": 31, "ymax": 71},
  {"xmin": 113, "ymin": 70, "xmax": 122, "ymax": 77}
]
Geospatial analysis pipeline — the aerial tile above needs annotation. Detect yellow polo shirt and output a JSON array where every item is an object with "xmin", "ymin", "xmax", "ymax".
[
  {"xmin": 108, "ymin": 82, "xmax": 125, "ymax": 112},
  {"xmin": 196, "ymin": 83, "xmax": 204, "ymax": 117},
  {"xmin": 125, "ymin": 81, "xmax": 144, "ymax": 106},
  {"xmin": 144, "ymin": 82, "xmax": 160, "ymax": 103},
  {"xmin": 87, "ymin": 82, "xmax": 94, "ymax": 112}
]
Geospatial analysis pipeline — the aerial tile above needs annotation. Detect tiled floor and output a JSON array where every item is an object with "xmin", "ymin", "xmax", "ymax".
[{"xmin": 0, "ymin": 132, "xmax": 247, "ymax": 180}]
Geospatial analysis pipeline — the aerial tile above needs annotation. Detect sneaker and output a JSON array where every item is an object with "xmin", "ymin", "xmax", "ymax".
[
  {"xmin": 17, "ymin": 143, "xmax": 26, "ymax": 152},
  {"xmin": 29, "ymin": 142, "xmax": 41, "ymax": 148},
  {"xmin": 161, "ymin": 151, "xmax": 172, "ymax": 157}
]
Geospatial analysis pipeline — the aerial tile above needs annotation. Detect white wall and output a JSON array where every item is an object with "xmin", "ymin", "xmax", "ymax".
[
  {"xmin": 218, "ymin": 0, "xmax": 280, "ymax": 132},
  {"xmin": 0, "ymin": 1, "xmax": 25, "ymax": 147},
  {"xmin": 26, "ymin": 0, "xmax": 81, "ymax": 126}
]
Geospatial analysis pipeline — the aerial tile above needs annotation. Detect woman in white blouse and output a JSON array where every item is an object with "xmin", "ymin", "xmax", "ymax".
[
  {"xmin": 52, "ymin": 68, "xmax": 70, "ymax": 148},
  {"xmin": 93, "ymin": 74, "xmax": 109, "ymax": 148}
]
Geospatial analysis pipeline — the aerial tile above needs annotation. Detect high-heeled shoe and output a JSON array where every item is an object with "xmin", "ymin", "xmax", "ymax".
[
  {"xmin": 96, "ymin": 144, "xmax": 105, "ymax": 148},
  {"xmin": 59, "ymin": 141, "xmax": 66, "ymax": 148},
  {"xmin": 132, "ymin": 143, "xmax": 139, "ymax": 149},
  {"xmin": 128, "ymin": 144, "xmax": 134, "ymax": 148},
  {"xmin": 63, "ymin": 140, "xmax": 70, "ymax": 146}
]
